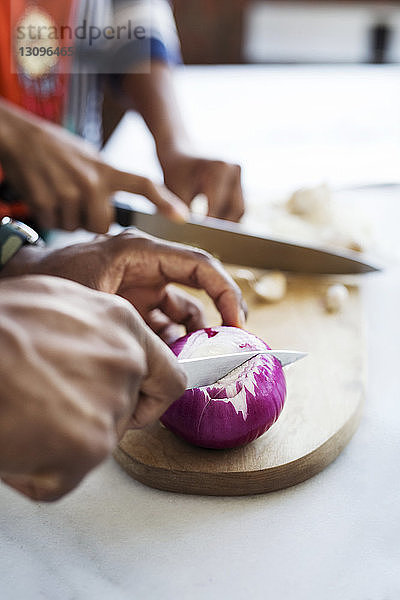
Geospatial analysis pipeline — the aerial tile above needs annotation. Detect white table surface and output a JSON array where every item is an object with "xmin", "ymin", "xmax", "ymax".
[{"xmin": 1, "ymin": 66, "xmax": 400, "ymax": 600}]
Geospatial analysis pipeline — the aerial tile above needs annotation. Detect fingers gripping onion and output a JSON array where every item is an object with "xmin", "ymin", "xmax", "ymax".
[{"xmin": 161, "ymin": 327, "xmax": 287, "ymax": 449}]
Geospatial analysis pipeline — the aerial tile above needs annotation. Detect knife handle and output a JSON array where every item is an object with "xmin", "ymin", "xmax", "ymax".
[
  {"xmin": 114, "ymin": 202, "xmax": 137, "ymax": 227},
  {"xmin": 113, "ymin": 198, "xmax": 154, "ymax": 228}
]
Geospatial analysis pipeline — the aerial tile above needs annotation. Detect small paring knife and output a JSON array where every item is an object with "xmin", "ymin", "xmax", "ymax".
[{"xmin": 179, "ymin": 350, "xmax": 306, "ymax": 390}]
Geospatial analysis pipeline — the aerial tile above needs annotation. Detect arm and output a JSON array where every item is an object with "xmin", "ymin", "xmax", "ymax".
[{"xmin": 122, "ymin": 60, "xmax": 189, "ymax": 162}]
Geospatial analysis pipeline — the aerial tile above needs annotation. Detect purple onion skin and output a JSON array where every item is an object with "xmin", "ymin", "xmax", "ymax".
[{"xmin": 161, "ymin": 326, "xmax": 287, "ymax": 449}]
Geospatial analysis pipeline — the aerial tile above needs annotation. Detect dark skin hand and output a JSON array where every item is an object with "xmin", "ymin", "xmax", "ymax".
[
  {"xmin": 0, "ymin": 229, "xmax": 246, "ymax": 502},
  {"xmin": 1, "ymin": 228, "xmax": 247, "ymax": 343},
  {"xmin": 161, "ymin": 151, "xmax": 244, "ymax": 222},
  {"xmin": 0, "ymin": 275, "xmax": 187, "ymax": 501},
  {"xmin": 0, "ymin": 231, "xmax": 245, "ymax": 502},
  {"xmin": 0, "ymin": 98, "xmax": 189, "ymax": 232}
]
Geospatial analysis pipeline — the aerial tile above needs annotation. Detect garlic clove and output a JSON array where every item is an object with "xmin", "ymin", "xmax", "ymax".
[
  {"xmin": 190, "ymin": 194, "xmax": 208, "ymax": 217},
  {"xmin": 286, "ymin": 184, "xmax": 333, "ymax": 225},
  {"xmin": 253, "ymin": 271, "xmax": 287, "ymax": 303},
  {"xmin": 232, "ymin": 269, "xmax": 257, "ymax": 291},
  {"xmin": 324, "ymin": 284, "xmax": 349, "ymax": 313}
]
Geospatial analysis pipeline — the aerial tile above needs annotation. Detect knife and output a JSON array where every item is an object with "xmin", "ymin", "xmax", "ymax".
[
  {"xmin": 114, "ymin": 198, "xmax": 381, "ymax": 275},
  {"xmin": 179, "ymin": 350, "xmax": 306, "ymax": 390},
  {"xmin": 0, "ymin": 180, "xmax": 380, "ymax": 274}
]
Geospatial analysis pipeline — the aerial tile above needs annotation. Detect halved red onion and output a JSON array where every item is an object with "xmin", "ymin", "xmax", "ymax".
[{"xmin": 161, "ymin": 326, "xmax": 286, "ymax": 449}]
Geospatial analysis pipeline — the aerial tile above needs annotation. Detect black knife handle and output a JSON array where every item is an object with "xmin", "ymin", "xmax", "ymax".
[{"xmin": 113, "ymin": 198, "xmax": 140, "ymax": 228}]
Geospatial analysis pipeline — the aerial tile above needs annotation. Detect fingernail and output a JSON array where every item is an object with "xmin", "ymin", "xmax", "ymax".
[
  {"xmin": 1, "ymin": 473, "xmax": 61, "ymax": 497},
  {"xmin": 32, "ymin": 473, "xmax": 62, "ymax": 491},
  {"xmin": 171, "ymin": 205, "xmax": 190, "ymax": 223}
]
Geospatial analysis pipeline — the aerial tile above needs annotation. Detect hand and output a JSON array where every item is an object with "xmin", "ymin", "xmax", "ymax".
[
  {"xmin": 0, "ymin": 275, "xmax": 186, "ymax": 501},
  {"xmin": 0, "ymin": 100, "xmax": 189, "ymax": 233},
  {"xmin": 160, "ymin": 150, "xmax": 245, "ymax": 222},
  {"xmin": 1, "ymin": 229, "xmax": 246, "ymax": 343}
]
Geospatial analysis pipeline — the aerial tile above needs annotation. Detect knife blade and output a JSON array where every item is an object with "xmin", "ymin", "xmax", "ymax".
[
  {"xmin": 179, "ymin": 350, "xmax": 306, "ymax": 390},
  {"xmin": 114, "ymin": 198, "xmax": 381, "ymax": 275}
]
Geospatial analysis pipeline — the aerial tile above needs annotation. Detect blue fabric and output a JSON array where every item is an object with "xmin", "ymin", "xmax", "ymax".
[{"xmin": 151, "ymin": 37, "xmax": 182, "ymax": 65}]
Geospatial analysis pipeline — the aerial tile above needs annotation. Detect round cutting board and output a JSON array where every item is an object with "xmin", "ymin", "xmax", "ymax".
[{"xmin": 114, "ymin": 276, "xmax": 365, "ymax": 495}]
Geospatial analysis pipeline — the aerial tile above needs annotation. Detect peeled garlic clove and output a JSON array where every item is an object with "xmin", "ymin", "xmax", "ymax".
[
  {"xmin": 326, "ymin": 230, "xmax": 368, "ymax": 253},
  {"xmin": 253, "ymin": 271, "xmax": 287, "ymax": 303},
  {"xmin": 286, "ymin": 184, "xmax": 332, "ymax": 224},
  {"xmin": 232, "ymin": 269, "xmax": 257, "ymax": 291},
  {"xmin": 190, "ymin": 194, "xmax": 208, "ymax": 217},
  {"xmin": 324, "ymin": 284, "xmax": 349, "ymax": 313},
  {"xmin": 344, "ymin": 236, "xmax": 367, "ymax": 253}
]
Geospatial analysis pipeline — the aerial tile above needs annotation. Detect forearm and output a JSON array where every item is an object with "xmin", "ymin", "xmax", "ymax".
[{"xmin": 121, "ymin": 62, "xmax": 192, "ymax": 165}]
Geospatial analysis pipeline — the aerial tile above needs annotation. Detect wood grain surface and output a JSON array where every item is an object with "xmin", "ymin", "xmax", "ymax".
[{"xmin": 114, "ymin": 275, "xmax": 365, "ymax": 495}]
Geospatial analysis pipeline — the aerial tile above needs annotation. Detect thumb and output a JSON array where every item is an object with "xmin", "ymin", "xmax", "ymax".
[
  {"xmin": 128, "ymin": 332, "xmax": 187, "ymax": 429},
  {"xmin": 109, "ymin": 168, "xmax": 189, "ymax": 222}
]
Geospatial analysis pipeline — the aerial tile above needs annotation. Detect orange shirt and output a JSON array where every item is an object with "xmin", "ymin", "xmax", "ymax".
[{"xmin": 0, "ymin": 0, "xmax": 77, "ymax": 218}]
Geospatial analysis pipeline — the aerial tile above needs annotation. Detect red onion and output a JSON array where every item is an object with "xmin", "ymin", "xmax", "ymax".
[{"xmin": 161, "ymin": 326, "xmax": 286, "ymax": 449}]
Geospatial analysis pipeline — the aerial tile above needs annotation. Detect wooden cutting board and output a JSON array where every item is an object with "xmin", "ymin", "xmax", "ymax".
[{"xmin": 114, "ymin": 276, "xmax": 365, "ymax": 495}]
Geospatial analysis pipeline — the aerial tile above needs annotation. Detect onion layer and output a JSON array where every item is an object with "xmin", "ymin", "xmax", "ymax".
[{"xmin": 161, "ymin": 326, "xmax": 286, "ymax": 449}]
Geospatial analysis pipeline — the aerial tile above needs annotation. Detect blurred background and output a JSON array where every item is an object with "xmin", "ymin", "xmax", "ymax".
[{"xmin": 174, "ymin": 0, "xmax": 400, "ymax": 64}]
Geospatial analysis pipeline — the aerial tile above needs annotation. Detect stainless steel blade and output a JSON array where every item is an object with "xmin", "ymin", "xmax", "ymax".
[
  {"xmin": 179, "ymin": 350, "xmax": 306, "ymax": 390},
  {"xmin": 114, "ymin": 200, "xmax": 381, "ymax": 274}
]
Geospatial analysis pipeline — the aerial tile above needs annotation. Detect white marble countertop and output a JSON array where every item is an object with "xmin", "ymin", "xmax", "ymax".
[{"xmin": 1, "ymin": 66, "xmax": 400, "ymax": 600}]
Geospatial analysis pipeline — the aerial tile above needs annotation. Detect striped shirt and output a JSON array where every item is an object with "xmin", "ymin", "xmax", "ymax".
[{"xmin": 66, "ymin": 0, "xmax": 181, "ymax": 145}]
